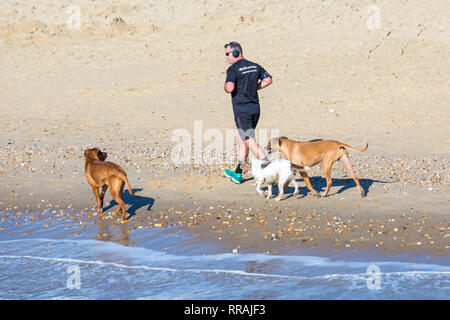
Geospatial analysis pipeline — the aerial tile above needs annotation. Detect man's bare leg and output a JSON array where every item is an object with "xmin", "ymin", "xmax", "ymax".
[{"xmin": 246, "ymin": 138, "xmax": 266, "ymax": 160}]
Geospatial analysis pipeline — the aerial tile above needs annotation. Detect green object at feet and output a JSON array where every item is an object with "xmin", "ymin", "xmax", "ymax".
[{"xmin": 224, "ymin": 168, "xmax": 242, "ymax": 184}]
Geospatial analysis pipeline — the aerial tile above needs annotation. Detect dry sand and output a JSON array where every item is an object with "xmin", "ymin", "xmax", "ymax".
[{"xmin": 1, "ymin": 0, "xmax": 449, "ymax": 257}]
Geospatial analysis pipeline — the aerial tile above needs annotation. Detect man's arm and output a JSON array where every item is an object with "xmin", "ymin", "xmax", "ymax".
[
  {"xmin": 224, "ymin": 81, "xmax": 235, "ymax": 93},
  {"xmin": 257, "ymin": 77, "xmax": 272, "ymax": 90}
]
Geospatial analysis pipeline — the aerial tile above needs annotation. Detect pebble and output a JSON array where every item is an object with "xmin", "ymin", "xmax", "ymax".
[{"xmin": 1, "ymin": 137, "xmax": 449, "ymax": 255}]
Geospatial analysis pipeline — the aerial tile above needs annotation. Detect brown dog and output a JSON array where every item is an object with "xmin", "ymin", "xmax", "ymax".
[
  {"xmin": 266, "ymin": 137, "xmax": 368, "ymax": 198},
  {"xmin": 84, "ymin": 148, "xmax": 134, "ymax": 220}
]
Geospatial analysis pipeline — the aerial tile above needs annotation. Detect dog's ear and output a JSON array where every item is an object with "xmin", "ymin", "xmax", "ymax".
[
  {"xmin": 272, "ymin": 137, "xmax": 281, "ymax": 147},
  {"xmin": 272, "ymin": 136, "xmax": 288, "ymax": 147},
  {"xmin": 84, "ymin": 150, "xmax": 87, "ymax": 157},
  {"xmin": 261, "ymin": 161, "xmax": 271, "ymax": 169},
  {"xmin": 277, "ymin": 136, "xmax": 289, "ymax": 146},
  {"xmin": 100, "ymin": 152, "xmax": 107, "ymax": 161}
]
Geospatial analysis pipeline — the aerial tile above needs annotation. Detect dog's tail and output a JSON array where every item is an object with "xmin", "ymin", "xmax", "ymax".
[
  {"xmin": 340, "ymin": 142, "xmax": 368, "ymax": 153},
  {"xmin": 119, "ymin": 172, "xmax": 134, "ymax": 196}
]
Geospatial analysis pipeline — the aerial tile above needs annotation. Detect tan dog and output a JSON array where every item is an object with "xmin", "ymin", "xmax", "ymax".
[
  {"xmin": 84, "ymin": 148, "xmax": 134, "ymax": 220},
  {"xmin": 266, "ymin": 137, "xmax": 368, "ymax": 198}
]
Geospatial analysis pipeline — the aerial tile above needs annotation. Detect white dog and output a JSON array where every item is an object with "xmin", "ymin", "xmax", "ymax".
[{"xmin": 243, "ymin": 158, "xmax": 301, "ymax": 201}]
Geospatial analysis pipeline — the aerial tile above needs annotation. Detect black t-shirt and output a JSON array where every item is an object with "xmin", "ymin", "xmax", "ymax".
[{"xmin": 225, "ymin": 59, "xmax": 271, "ymax": 111}]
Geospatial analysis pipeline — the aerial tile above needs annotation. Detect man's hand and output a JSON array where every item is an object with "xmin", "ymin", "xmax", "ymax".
[
  {"xmin": 224, "ymin": 81, "xmax": 235, "ymax": 93},
  {"xmin": 257, "ymin": 77, "xmax": 272, "ymax": 90}
]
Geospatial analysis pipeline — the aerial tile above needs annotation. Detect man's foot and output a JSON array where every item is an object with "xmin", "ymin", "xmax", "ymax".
[{"xmin": 224, "ymin": 168, "xmax": 242, "ymax": 184}]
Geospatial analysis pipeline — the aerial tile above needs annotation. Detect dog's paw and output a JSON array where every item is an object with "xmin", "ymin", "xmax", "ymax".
[
  {"xmin": 361, "ymin": 191, "xmax": 366, "ymax": 198},
  {"xmin": 121, "ymin": 213, "xmax": 130, "ymax": 222},
  {"xmin": 275, "ymin": 197, "xmax": 282, "ymax": 201},
  {"xmin": 313, "ymin": 192, "xmax": 322, "ymax": 198}
]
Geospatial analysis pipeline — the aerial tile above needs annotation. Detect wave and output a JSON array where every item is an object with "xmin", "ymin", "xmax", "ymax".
[
  {"xmin": 1, "ymin": 238, "xmax": 449, "ymax": 276},
  {"xmin": 1, "ymin": 253, "xmax": 449, "ymax": 281},
  {"xmin": 0, "ymin": 238, "xmax": 449, "ymax": 299}
]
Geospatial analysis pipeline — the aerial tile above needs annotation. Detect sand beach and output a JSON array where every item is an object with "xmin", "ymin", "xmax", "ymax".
[{"xmin": 0, "ymin": 0, "xmax": 449, "ymax": 299}]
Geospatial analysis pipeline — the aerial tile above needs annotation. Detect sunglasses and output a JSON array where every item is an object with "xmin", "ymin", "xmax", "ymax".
[{"xmin": 225, "ymin": 52, "xmax": 233, "ymax": 56}]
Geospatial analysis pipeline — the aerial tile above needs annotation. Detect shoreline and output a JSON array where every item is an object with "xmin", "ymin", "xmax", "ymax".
[
  {"xmin": 1, "ymin": 160, "xmax": 449, "ymax": 259},
  {"xmin": 2, "ymin": 231, "xmax": 449, "ymax": 300}
]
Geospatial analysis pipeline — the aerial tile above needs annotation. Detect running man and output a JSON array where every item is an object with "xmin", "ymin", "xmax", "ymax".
[{"xmin": 223, "ymin": 42, "xmax": 273, "ymax": 184}]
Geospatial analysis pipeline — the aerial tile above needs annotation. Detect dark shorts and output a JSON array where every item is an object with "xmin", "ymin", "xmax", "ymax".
[{"xmin": 233, "ymin": 104, "xmax": 260, "ymax": 141}]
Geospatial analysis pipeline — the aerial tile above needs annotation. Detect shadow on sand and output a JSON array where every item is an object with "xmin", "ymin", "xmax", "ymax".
[
  {"xmin": 258, "ymin": 177, "xmax": 394, "ymax": 200},
  {"xmin": 102, "ymin": 188, "xmax": 154, "ymax": 219}
]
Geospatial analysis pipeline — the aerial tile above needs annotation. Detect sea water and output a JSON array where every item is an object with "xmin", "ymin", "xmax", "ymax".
[{"xmin": 0, "ymin": 211, "xmax": 449, "ymax": 299}]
